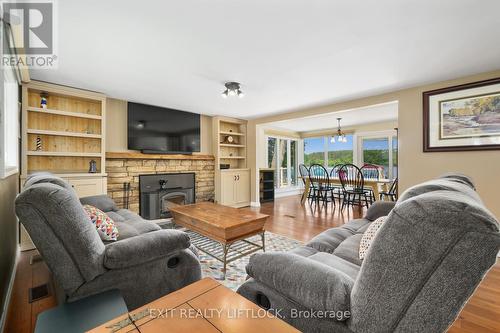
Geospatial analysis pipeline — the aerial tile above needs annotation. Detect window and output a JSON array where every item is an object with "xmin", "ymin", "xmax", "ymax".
[
  {"xmin": 392, "ymin": 135, "xmax": 398, "ymax": 178},
  {"xmin": 290, "ymin": 140, "xmax": 297, "ymax": 186},
  {"xmin": 358, "ymin": 131, "xmax": 398, "ymax": 179},
  {"xmin": 266, "ymin": 136, "xmax": 299, "ymax": 189},
  {"xmin": 267, "ymin": 137, "xmax": 277, "ymax": 169},
  {"xmin": 279, "ymin": 138, "xmax": 288, "ymax": 188},
  {"xmin": 304, "ymin": 135, "xmax": 354, "ymax": 171},
  {"xmin": 362, "ymin": 137, "xmax": 390, "ymax": 178},
  {"xmin": 303, "ymin": 137, "xmax": 325, "ymax": 166},
  {"xmin": 328, "ymin": 134, "xmax": 353, "ymax": 167},
  {"xmin": 1, "ymin": 23, "xmax": 20, "ymax": 178}
]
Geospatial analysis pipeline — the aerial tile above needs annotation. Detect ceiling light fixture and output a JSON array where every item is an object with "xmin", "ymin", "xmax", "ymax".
[
  {"xmin": 331, "ymin": 118, "xmax": 348, "ymax": 143},
  {"xmin": 221, "ymin": 82, "xmax": 244, "ymax": 98}
]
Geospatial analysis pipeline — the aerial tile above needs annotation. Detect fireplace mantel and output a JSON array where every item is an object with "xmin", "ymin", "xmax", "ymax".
[{"xmin": 106, "ymin": 152, "xmax": 214, "ymax": 160}]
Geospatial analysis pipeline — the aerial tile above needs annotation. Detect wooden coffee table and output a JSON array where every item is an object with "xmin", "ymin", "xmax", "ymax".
[
  {"xmin": 169, "ymin": 202, "xmax": 268, "ymax": 279},
  {"xmin": 88, "ymin": 277, "xmax": 299, "ymax": 333}
]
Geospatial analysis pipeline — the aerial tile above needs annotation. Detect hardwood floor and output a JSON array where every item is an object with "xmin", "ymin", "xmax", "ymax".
[
  {"xmin": 249, "ymin": 195, "xmax": 366, "ymax": 242},
  {"xmin": 4, "ymin": 251, "xmax": 57, "ymax": 333},
  {"xmin": 5, "ymin": 195, "xmax": 499, "ymax": 333}
]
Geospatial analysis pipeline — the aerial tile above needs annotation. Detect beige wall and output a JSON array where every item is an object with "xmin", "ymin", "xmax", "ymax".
[
  {"xmin": 0, "ymin": 173, "xmax": 19, "ymax": 322},
  {"xmin": 106, "ymin": 98, "xmax": 213, "ymax": 154},
  {"xmin": 248, "ymin": 69, "xmax": 500, "ymax": 218}
]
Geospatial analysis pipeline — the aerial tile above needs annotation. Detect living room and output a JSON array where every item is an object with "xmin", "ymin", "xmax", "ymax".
[{"xmin": 1, "ymin": 1, "xmax": 500, "ymax": 333}]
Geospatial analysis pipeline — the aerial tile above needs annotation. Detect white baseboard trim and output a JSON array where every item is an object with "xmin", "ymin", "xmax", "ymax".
[
  {"xmin": 250, "ymin": 201, "xmax": 261, "ymax": 207},
  {"xmin": 0, "ymin": 246, "xmax": 20, "ymax": 333}
]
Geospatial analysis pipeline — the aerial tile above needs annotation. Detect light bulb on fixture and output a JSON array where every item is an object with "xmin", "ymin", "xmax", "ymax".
[
  {"xmin": 330, "ymin": 136, "xmax": 335, "ymax": 143},
  {"xmin": 221, "ymin": 82, "xmax": 244, "ymax": 98}
]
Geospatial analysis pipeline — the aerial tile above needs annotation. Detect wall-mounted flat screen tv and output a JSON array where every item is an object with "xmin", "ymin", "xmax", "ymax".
[{"xmin": 127, "ymin": 102, "xmax": 200, "ymax": 154}]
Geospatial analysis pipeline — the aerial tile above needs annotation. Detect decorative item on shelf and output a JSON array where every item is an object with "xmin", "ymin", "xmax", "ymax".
[
  {"xmin": 88, "ymin": 160, "xmax": 97, "ymax": 173},
  {"xmin": 220, "ymin": 164, "xmax": 230, "ymax": 169},
  {"xmin": 229, "ymin": 152, "xmax": 233, "ymax": 157},
  {"xmin": 40, "ymin": 92, "xmax": 48, "ymax": 109},
  {"xmin": 224, "ymin": 135, "xmax": 235, "ymax": 144},
  {"xmin": 35, "ymin": 135, "xmax": 42, "ymax": 151},
  {"xmin": 423, "ymin": 77, "xmax": 500, "ymax": 152}
]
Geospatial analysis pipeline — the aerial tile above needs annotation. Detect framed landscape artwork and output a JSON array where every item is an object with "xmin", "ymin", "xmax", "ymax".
[{"xmin": 423, "ymin": 77, "xmax": 500, "ymax": 152}]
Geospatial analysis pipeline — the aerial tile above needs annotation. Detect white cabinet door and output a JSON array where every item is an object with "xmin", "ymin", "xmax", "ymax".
[
  {"xmin": 67, "ymin": 177, "xmax": 106, "ymax": 197},
  {"xmin": 220, "ymin": 172, "xmax": 236, "ymax": 206},
  {"xmin": 235, "ymin": 170, "xmax": 250, "ymax": 205}
]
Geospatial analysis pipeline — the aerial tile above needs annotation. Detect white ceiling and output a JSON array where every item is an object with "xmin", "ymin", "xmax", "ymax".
[
  {"xmin": 31, "ymin": 0, "xmax": 500, "ymax": 119},
  {"xmin": 264, "ymin": 102, "xmax": 398, "ymax": 132}
]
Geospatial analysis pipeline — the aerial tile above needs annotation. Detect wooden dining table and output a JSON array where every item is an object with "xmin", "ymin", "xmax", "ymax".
[{"xmin": 300, "ymin": 176, "xmax": 392, "ymax": 204}]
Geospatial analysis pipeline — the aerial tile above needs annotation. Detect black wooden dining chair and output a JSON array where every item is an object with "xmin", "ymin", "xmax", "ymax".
[
  {"xmin": 339, "ymin": 164, "xmax": 371, "ymax": 210},
  {"xmin": 329, "ymin": 164, "xmax": 345, "ymax": 201},
  {"xmin": 360, "ymin": 164, "xmax": 380, "ymax": 203},
  {"xmin": 299, "ymin": 164, "xmax": 314, "ymax": 202},
  {"xmin": 380, "ymin": 177, "xmax": 398, "ymax": 201},
  {"xmin": 308, "ymin": 164, "xmax": 335, "ymax": 206}
]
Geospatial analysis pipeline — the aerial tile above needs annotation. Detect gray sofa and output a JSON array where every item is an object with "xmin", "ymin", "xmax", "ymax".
[
  {"xmin": 15, "ymin": 173, "xmax": 201, "ymax": 310},
  {"xmin": 237, "ymin": 174, "xmax": 500, "ymax": 333}
]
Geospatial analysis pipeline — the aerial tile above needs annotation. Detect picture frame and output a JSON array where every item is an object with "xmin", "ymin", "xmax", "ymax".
[{"xmin": 423, "ymin": 77, "xmax": 500, "ymax": 152}]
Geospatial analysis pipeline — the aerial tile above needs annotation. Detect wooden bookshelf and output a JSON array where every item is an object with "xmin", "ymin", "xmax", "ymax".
[
  {"xmin": 214, "ymin": 117, "xmax": 247, "ymax": 170},
  {"xmin": 27, "ymin": 106, "xmax": 103, "ymax": 119},
  {"xmin": 21, "ymin": 81, "xmax": 107, "ymax": 194},
  {"xmin": 219, "ymin": 143, "xmax": 246, "ymax": 148},
  {"xmin": 213, "ymin": 116, "xmax": 250, "ymax": 207},
  {"xmin": 27, "ymin": 151, "xmax": 102, "ymax": 157},
  {"xmin": 26, "ymin": 129, "xmax": 102, "ymax": 138},
  {"xmin": 219, "ymin": 131, "xmax": 245, "ymax": 136}
]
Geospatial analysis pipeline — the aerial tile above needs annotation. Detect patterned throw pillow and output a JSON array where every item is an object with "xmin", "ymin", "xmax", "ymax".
[
  {"xmin": 359, "ymin": 216, "xmax": 387, "ymax": 260},
  {"xmin": 83, "ymin": 205, "xmax": 119, "ymax": 241}
]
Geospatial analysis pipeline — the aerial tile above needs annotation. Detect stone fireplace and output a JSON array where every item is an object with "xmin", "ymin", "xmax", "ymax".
[
  {"xmin": 106, "ymin": 153, "xmax": 215, "ymax": 214},
  {"xmin": 139, "ymin": 173, "xmax": 195, "ymax": 219}
]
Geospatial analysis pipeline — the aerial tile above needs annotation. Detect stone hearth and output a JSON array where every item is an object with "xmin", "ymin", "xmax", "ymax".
[{"xmin": 106, "ymin": 153, "xmax": 215, "ymax": 213}]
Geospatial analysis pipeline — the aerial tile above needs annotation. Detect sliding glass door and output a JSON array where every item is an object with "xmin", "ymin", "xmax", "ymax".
[
  {"xmin": 267, "ymin": 136, "xmax": 299, "ymax": 189},
  {"xmin": 358, "ymin": 131, "xmax": 398, "ymax": 179},
  {"xmin": 279, "ymin": 139, "xmax": 289, "ymax": 188}
]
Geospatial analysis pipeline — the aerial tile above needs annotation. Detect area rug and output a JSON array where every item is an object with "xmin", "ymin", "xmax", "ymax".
[{"xmin": 193, "ymin": 232, "xmax": 302, "ymax": 291}]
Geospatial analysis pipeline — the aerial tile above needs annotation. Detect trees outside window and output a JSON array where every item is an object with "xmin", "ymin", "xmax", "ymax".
[{"xmin": 267, "ymin": 136, "xmax": 299, "ymax": 189}]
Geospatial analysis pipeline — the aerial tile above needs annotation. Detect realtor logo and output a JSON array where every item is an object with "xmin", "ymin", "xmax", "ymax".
[{"xmin": 1, "ymin": 0, "xmax": 58, "ymax": 68}]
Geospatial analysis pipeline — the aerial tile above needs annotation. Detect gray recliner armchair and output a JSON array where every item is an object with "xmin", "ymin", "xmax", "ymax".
[
  {"xmin": 238, "ymin": 174, "xmax": 500, "ymax": 333},
  {"xmin": 15, "ymin": 173, "xmax": 201, "ymax": 310}
]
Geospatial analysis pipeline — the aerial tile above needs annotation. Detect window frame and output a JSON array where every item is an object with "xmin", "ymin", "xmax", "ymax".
[
  {"xmin": 356, "ymin": 130, "xmax": 398, "ymax": 179},
  {"xmin": 0, "ymin": 21, "xmax": 21, "ymax": 179},
  {"xmin": 303, "ymin": 134, "xmax": 355, "ymax": 169},
  {"xmin": 265, "ymin": 134, "xmax": 300, "ymax": 190}
]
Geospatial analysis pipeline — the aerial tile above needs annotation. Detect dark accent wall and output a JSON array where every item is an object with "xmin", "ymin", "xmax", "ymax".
[{"xmin": 0, "ymin": 173, "xmax": 19, "ymax": 322}]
